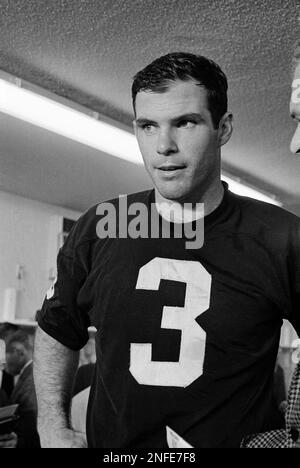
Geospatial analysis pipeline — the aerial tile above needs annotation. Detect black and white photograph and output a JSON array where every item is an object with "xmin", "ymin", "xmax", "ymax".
[{"xmin": 0, "ymin": 0, "xmax": 299, "ymax": 451}]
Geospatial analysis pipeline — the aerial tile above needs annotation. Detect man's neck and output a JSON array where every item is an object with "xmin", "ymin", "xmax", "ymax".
[
  {"xmin": 155, "ymin": 179, "xmax": 224, "ymax": 222},
  {"xmin": 200, "ymin": 179, "xmax": 224, "ymax": 216}
]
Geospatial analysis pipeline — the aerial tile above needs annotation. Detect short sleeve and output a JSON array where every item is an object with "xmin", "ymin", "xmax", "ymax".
[{"xmin": 37, "ymin": 247, "xmax": 90, "ymax": 351}]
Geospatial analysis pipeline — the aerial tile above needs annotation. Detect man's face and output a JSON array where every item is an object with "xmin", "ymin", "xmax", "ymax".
[
  {"xmin": 134, "ymin": 80, "xmax": 225, "ymax": 203},
  {"xmin": 290, "ymin": 64, "xmax": 300, "ymax": 153},
  {"xmin": 5, "ymin": 344, "xmax": 25, "ymax": 376}
]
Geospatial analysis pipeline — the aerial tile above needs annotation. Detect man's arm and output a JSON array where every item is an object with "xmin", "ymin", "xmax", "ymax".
[{"xmin": 33, "ymin": 326, "xmax": 87, "ymax": 448}]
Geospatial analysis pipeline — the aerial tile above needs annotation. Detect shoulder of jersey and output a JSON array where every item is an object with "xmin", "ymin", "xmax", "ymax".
[
  {"xmin": 229, "ymin": 189, "xmax": 300, "ymax": 236},
  {"xmin": 67, "ymin": 189, "xmax": 153, "ymax": 245}
]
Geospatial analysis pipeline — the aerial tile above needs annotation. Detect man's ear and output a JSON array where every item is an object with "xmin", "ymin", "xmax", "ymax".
[{"xmin": 217, "ymin": 112, "xmax": 233, "ymax": 147}]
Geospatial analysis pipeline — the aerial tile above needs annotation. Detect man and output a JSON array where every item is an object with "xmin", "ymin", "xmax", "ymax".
[
  {"xmin": 240, "ymin": 40, "xmax": 300, "ymax": 448},
  {"xmin": 0, "ymin": 338, "xmax": 8, "ymax": 406},
  {"xmin": 0, "ymin": 323, "xmax": 19, "ymax": 402},
  {"xmin": 34, "ymin": 52, "xmax": 300, "ymax": 448},
  {"xmin": 0, "ymin": 335, "xmax": 17, "ymax": 449},
  {"xmin": 241, "ymin": 360, "xmax": 300, "ymax": 448},
  {"xmin": 0, "ymin": 324, "xmax": 19, "ymax": 449},
  {"xmin": 6, "ymin": 330, "xmax": 40, "ymax": 448},
  {"xmin": 290, "ymin": 39, "xmax": 300, "ymax": 154}
]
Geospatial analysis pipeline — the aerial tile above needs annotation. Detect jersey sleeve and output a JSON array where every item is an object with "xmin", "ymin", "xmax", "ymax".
[{"xmin": 36, "ymin": 215, "xmax": 92, "ymax": 351}]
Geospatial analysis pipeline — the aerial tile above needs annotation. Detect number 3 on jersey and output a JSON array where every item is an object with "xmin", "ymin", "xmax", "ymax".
[{"xmin": 130, "ymin": 258, "xmax": 211, "ymax": 388}]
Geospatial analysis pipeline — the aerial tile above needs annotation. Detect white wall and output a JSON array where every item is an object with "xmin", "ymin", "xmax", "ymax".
[{"xmin": 0, "ymin": 190, "xmax": 81, "ymax": 321}]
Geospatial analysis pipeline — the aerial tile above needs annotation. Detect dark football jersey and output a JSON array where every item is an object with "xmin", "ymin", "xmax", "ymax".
[{"xmin": 37, "ymin": 183, "xmax": 300, "ymax": 448}]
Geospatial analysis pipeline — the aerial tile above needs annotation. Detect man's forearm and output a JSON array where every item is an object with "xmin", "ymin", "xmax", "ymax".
[{"xmin": 33, "ymin": 326, "xmax": 79, "ymax": 434}]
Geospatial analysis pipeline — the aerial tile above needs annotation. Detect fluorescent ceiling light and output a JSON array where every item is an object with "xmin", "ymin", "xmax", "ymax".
[
  {"xmin": 0, "ymin": 78, "xmax": 143, "ymax": 165},
  {"xmin": 222, "ymin": 174, "xmax": 282, "ymax": 206},
  {"xmin": 0, "ymin": 78, "xmax": 282, "ymax": 206}
]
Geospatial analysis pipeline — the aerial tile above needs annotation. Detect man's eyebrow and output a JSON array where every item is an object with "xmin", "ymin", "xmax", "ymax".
[
  {"xmin": 135, "ymin": 113, "xmax": 204, "ymax": 126},
  {"xmin": 135, "ymin": 118, "xmax": 157, "ymax": 126}
]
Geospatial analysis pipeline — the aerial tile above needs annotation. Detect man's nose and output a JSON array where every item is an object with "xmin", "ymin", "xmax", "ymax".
[
  {"xmin": 156, "ymin": 129, "xmax": 178, "ymax": 155},
  {"xmin": 290, "ymin": 124, "xmax": 300, "ymax": 154}
]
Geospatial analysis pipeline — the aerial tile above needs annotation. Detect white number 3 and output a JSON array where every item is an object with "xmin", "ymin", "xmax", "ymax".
[{"xmin": 130, "ymin": 257, "xmax": 211, "ymax": 388}]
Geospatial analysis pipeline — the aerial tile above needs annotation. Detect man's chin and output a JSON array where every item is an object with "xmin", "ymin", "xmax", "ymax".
[{"xmin": 155, "ymin": 186, "xmax": 186, "ymax": 202}]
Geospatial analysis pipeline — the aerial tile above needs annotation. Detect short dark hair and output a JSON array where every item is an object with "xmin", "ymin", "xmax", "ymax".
[
  {"xmin": 132, "ymin": 52, "xmax": 228, "ymax": 128},
  {"xmin": 6, "ymin": 330, "xmax": 33, "ymax": 353},
  {"xmin": 0, "ymin": 323, "xmax": 20, "ymax": 341}
]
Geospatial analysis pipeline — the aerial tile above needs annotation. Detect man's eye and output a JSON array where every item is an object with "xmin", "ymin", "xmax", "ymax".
[{"xmin": 142, "ymin": 124, "xmax": 156, "ymax": 134}]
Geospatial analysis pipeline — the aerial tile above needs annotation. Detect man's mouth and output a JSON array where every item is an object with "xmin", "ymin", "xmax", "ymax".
[{"xmin": 157, "ymin": 164, "xmax": 186, "ymax": 172}]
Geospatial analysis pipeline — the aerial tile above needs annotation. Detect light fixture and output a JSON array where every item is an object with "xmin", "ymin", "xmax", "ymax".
[
  {"xmin": 0, "ymin": 78, "xmax": 143, "ymax": 165},
  {"xmin": 0, "ymin": 77, "xmax": 282, "ymax": 206},
  {"xmin": 221, "ymin": 174, "xmax": 282, "ymax": 206}
]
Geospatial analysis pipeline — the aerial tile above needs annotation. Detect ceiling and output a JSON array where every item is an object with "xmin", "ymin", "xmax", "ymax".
[{"xmin": 0, "ymin": 0, "xmax": 299, "ymax": 213}]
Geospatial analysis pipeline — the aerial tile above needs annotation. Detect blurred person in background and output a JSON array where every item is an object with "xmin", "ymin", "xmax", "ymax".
[
  {"xmin": 0, "ymin": 325, "xmax": 19, "ymax": 448},
  {"xmin": 5, "ymin": 330, "xmax": 40, "ymax": 448},
  {"xmin": 0, "ymin": 323, "xmax": 19, "ymax": 403}
]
